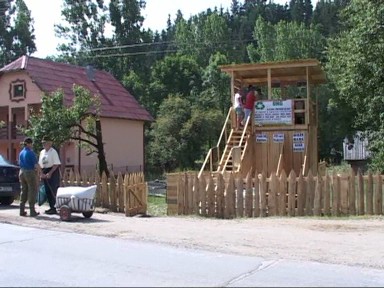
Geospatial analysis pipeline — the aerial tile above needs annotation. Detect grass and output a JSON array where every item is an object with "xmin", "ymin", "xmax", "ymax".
[{"xmin": 147, "ymin": 195, "xmax": 167, "ymax": 216}]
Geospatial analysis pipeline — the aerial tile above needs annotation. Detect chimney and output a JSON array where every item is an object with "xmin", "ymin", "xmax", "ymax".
[{"xmin": 86, "ymin": 64, "xmax": 95, "ymax": 82}]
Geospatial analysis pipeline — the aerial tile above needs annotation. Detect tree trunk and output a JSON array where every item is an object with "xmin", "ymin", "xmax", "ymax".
[{"xmin": 95, "ymin": 119, "xmax": 109, "ymax": 178}]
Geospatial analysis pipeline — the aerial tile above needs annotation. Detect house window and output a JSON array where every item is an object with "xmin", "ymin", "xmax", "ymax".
[{"xmin": 9, "ymin": 80, "xmax": 26, "ymax": 102}]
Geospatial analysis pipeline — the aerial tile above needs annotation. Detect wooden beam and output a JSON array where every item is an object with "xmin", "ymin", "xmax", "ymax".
[
  {"xmin": 220, "ymin": 59, "xmax": 321, "ymax": 73},
  {"xmin": 268, "ymin": 68, "xmax": 272, "ymax": 100}
]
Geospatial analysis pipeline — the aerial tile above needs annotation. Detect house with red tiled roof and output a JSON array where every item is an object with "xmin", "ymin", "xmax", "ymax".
[{"xmin": 0, "ymin": 55, "xmax": 153, "ymax": 173}]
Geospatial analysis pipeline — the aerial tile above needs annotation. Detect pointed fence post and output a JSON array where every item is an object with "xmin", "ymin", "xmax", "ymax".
[
  {"xmin": 68, "ymin": 169, "xmax": 75, "ymax": 186},
  {"xmin": 245, "ymin": 171, "xmax": 253, "ymax": 218},
  {"xmin": 254, "ymin": 172, "xmax": 260, "ymax": 217},
  {"xmin": 259, "ymin": 172, "xmax": 267, "ymax": 217},
  {"xmin": 236, "ymin": 173, "xmax": 244, "ymax": 217},
  {"xmin": 296, "ymin": 172, "xmax": 305, "ymax": 216},
  {"xmin": 268, "ymin": 172, "xmax": 278, "ymax": 216},
  {"xmin": 81, "ymin": 170, "xmax": 88, "ymax": 187},
  {"xmin": 340, "ymin": 173, "xmax": 349, "ymax": 216},
  {"xmin": 207, "ymin": 174, "xmax": 215, "ymax": 217},
  {"xmin": 323, "ymin": 172, "xmax": 331, "ymax": 216},
  {"xmin": 287, "ymin": 170, "xmax": 296, "ymax": 217},
  {"xmin": 374, "ymin": 172, "xmax": 382, "ymax": 215},
  {"xmin": 124, "ymin": 172, "xmax": 129, "ymax": 216},
  {"xmin": 216, "ymin": 173, "xmax": 225, "ymax": 219},
  {"xmin": 178, "ymin": 173, "xmax": 187, "ymax": 215},
  {"xmin": 101, "ymin": 171, "xmax": 109, "ymax": 208},
  {"xmin": 62, "ymin": 170, "xmax": 68, "ymax": 187},
  {"xmin": 366, "ymin": 171, "xmax": 373, "ymax": 215},
  {"xmin": 199, "ymin": 175, "xmax": 207, "ymax": 216},
  {"xmin": 306, "ymin": 169, "xmax": 315, "ymax": 216},
  {"xmin": 193, "ymin": 174, "xmax": 200, "ymax": 215},
  {"xmin": 278, "ymin": 170, "xmax": 287, "ymax": 216},
  {"xmin": 332, "ymin": 171, "xmax": 340, "ymax": 217},
  {"xmin": 314, "ymin": 171, "xmax": 323, "ymax": 216},
  {"xmin": 187, "ymin": 173, "xmax": 194, "ymax": 215},
  {"xmin": 349, "ymin": 168, "xmax": 356, "ymax": 216},
  {"xmin": 225, "ymin": 173, "xmax": 235, "ymax": 219},
  {"xmin": 117, "ymin": 172, "xmax": 124, "ymax": 212},
  {"xmin": 109, "ymin": 171, "xmax": 117, "ymax": 212},
  {"xmin": 357, "ymin": 169, "xmax": 365, "ymax": 215}
]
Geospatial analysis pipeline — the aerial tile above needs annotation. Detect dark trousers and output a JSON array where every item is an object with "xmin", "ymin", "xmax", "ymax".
[
  {"xmin": 42, "ymin": 168, "xmax": 60, "ymax": 209},
  {"xmin": 19, "ymin": 169, "xmax": 38, "ymax": 207}
]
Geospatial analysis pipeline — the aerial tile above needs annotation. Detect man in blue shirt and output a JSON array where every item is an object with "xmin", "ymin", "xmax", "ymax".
[{"xmin": 19, "ymin": 137, "xmax": 41, "ymax": 217}]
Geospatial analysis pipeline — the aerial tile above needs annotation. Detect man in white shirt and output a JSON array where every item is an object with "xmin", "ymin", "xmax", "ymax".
[
  {"xmin": 233, "ymin": 87, "xmax": 244, "ymax": 130},
  {"xmin": 39, "ymin": 136, "xmax": 61, "ymax": 214}
]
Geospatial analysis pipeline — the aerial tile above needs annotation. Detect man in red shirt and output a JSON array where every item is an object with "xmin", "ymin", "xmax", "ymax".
[{"xmin": 243, "ymin": 85, "xmax": 256, "ymax": 124}]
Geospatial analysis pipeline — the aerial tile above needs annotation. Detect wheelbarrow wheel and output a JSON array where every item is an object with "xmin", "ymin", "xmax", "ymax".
[
  {"xmin": 59, "ymin": 205, "xmax": 71, "ymax": 221},
  {"xmin": 82, "ymin": 211, "xmax": 93, "ymax": 218}
]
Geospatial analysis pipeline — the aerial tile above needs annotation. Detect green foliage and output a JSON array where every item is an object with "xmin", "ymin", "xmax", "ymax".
[
  {"xmin": 24, "ymin": 85, "xmax": 96, "ymax": 147},
  {"xmin": 147, "ymin": 94, "xmax": 224, "ymax": 173},
  {"xmin": 0, "ymin": 0, "xmax": 36, "ymax": 66},
  {"xmin": 149, "ymin": 54, "xmax": 202, "ymax": 116},
  {"xmin": 174, "ymin": 12, "xmax": 231, "ymax": 67},
  {"xmin": 249, "ymin": 16, "xmax": 325, "ymax": 62},
  {"xmin": 327, "ymin": 0, "xmax": 384, "ymax": 171},
  {"xmin": 23, "ymin": 85, "xmax": 109, "ymax": 176}
]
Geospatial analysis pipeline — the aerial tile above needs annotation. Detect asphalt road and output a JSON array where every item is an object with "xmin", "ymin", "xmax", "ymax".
[{"xmin": 1, "ymin": 223, "xmax": 384, "ymax": 287}]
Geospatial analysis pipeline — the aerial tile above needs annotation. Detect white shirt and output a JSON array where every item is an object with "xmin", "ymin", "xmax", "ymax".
[
  {"xmin": 234, "ymin": 92, "xmax": 242, "ymax": 109},
  {"xmin": 39, "ymin": 147, "xmax": 61, "ymax": 168}
]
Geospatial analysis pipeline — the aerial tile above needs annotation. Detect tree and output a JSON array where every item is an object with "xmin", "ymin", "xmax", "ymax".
[
  {"xmin": 248, "ymin": 16, "xmax": 325, "ymax": 62},
  {"xmin": 54, "ymin": 0, "xmax": 108, "ymax": 65},
  {"xmin": 326, "ymin": 0, "xmax": 384, "ymax": 171},
  {"xmin": 148, "ymin": 54, "xmax": 202, "ymax": 117},
  {"xmin": 0, "ymin": 0, "xmax": 36, "ymax": 66},
  {"xmin": 147, "ymin": 94, "xmax": 223, "ymax": 173},
  {"xmin": 289, "ymin": 0, "xmax": 313, "ymax": 25},
  {"xmin": 200, "ymin": 52, "xmax": 231, "ymax": 114},
  {"xmin": 174, "ymin": 11, "xmax": 231, "ymax": 67},
  {"xmin": 24, "ymin": 85, "xmax": 110, "ymax": 177},
  {"xmin": 312, "ymin": 0, "xmax": 351, "ymax": 37}
]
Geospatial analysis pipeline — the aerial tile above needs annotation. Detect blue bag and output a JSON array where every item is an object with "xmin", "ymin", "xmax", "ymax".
[{"xmin": 36, "ymin": 183, "xmax": 47, "ymax": 206}]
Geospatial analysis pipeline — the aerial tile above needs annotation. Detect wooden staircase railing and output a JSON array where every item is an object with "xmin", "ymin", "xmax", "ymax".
[{"xmin": 198, "ymin": 108, "xmax": 232, "ymax": 178}]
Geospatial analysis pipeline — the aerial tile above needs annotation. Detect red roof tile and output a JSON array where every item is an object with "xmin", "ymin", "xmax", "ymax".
[{"xmin": 0, "ymin": 56, "xmax": 153, "ymax": 122}]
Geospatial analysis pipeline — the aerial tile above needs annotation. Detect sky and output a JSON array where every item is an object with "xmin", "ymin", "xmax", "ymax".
[{"xmin": 23, "ymin": 0, "xmax": 310, "ymax": 58}]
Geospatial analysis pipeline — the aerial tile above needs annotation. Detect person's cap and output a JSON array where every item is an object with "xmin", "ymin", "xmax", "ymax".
[
  {"xmin": 23, "ymin": 137, "xmax": 33, "ymax": 144},
  {"xmin": 42, "ymin": 135, "xmax": 52, "ymax": 142}
]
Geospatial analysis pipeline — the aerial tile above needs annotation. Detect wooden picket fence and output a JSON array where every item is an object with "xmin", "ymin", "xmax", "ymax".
[
  {"xmin": 166, "ymin": 169, "xmax": 383, "ymax": 218},
  {"xmin": 61, "ymin": 170, "xmax": 147, "ymax": 216}
]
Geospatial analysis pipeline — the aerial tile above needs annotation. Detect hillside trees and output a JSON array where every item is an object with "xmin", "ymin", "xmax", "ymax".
[
  {"xmin": 48, "ymin": 0, "xmax": 353, "ymax": 173},
  {"xmin": 0, "ymin": 0, "xmax": 36, "ymax": 66},
  {"xmin": 327, "ymin": 0, "xmax": 384, "ymax": 171}
]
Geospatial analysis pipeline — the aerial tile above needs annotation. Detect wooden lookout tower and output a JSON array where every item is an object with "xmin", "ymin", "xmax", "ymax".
[{"xmin": 199, "ymin": 59, "xmax": 327, "ymax": 178}]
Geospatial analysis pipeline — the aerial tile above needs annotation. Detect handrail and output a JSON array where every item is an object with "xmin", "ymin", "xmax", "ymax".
[
  {"xmin": 216, "ymin": 107, "xmax": 232, "ymax": 147},
  {"xmin": 276, "ymin": 144, "xmax": 284, "ymax": 176},
  {"xmin": 302, "ymin": 128, "xmax": 310, "ymax": 175},
  {"xmin": 239, "ymin": 115, "xmax": 250, "ymax": 151},
  {"xmin": 198, "ymin": 107, "xmax": 233, "ymax": 178},
  {"xmin": 198, "ymin": 148, "xmax": 213, "ymax": 178},
  {"xmin": 218, "ymin": 129, "xmax": 234, "ymax": 171}
]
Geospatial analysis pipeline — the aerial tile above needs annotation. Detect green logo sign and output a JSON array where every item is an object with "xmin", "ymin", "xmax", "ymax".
[{"xmin": 255, "ymin": 102, "xmax": 265, "ymax": 110}]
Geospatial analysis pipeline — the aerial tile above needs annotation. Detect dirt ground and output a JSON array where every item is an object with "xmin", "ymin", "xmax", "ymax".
[{"xmin": 1, "ymin": 201, "xmax": 383, "ymax": 270}]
